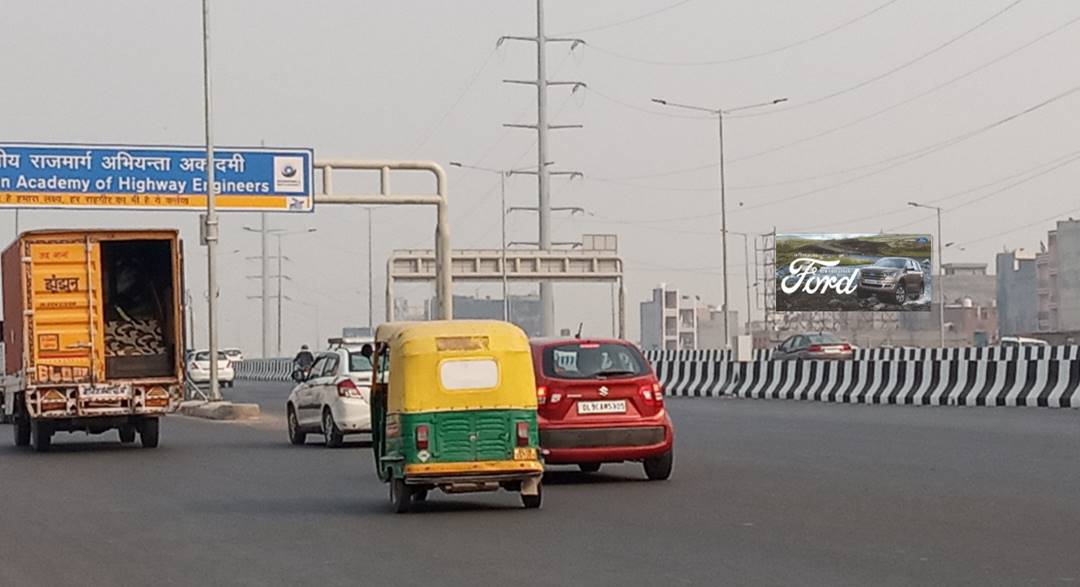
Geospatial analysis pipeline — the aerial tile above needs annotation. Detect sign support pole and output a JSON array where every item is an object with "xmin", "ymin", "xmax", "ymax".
[{"xmin": 201, "ymin": 0, "xmax": 221, "ymax": 401}]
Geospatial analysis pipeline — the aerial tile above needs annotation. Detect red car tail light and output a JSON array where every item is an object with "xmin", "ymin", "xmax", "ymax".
[
  {"xmin": 416, "ymin": 424, "xmax": 429, "ymax": 450},
  {"xmin": 640, "ymin": 382, "xmax": 664, "ymax": 408},
  {"xmin": 536, "ymin": 385, "xmax": 547, "ymax": 405},
  {"xmin": 840, "ymin": 343, "xmax": 852, "ymax": 351},
  {"xmin": 516, "ymin": 421, "xmax": 529, "ymax": 446},
  {"xmin": 808, "ymin": 344, "xmax": 823, "ymax": 353},
  {"xmin": 337, "ymin": 379, "xmax": 363, "ymax": 399}
]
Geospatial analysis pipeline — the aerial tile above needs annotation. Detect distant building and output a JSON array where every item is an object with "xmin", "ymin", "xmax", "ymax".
[
  {"xmin": 696, "ymin": 307, "xmax": 739, "ymax": 350},
  {"xmin": 1035, "ymin": 219, "xmax": 1080, "ymax": 333},
  {"xmin": 996, "ymin": 249, "xmax": 1038, "ymax": 336},
  {"xmin": 639, "ymin": 284, "xmax": 698, "ymax": 351},
  {"xmin": 639, "ymin": 284, "xmax": 736, "ymax": 350},
  {"xmin": 423, "ymin": 294, "xmax": 543, "ymax": 337}
]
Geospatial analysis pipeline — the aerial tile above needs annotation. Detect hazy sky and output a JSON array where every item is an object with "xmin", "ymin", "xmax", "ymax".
[{"xmin": 2, "ymin": 0, "xmax": 1077, "ymax": 354}]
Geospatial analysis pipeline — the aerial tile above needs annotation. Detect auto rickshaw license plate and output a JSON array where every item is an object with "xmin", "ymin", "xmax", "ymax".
[{"xmin": 514, "ymin": 447, "xmax": 537, "ymax": 461}]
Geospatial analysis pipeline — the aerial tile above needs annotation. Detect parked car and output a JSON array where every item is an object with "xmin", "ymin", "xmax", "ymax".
[
  {"xmin": 529, "ymin": 337, "xmax": 674, "ymax": 480},
  {"xmin": 222, "ymin": 347, "xmax": 244, "ymax": 362},
  {"xmin": 856, "ymin": 257, "xmax": 925, "ymax": 304},
  {"xmin": 998, "ymin": 336, "xmax": 1050, "ymax": 348},
  {"xmin": 773, "ymin": 333, "xmax": 854, "ymax": 360},
  {"xmin": 187, "ymin": 350, "xmax": 235, "ymax": 387},
  {"xmin": 286, "ymin": 345, "xmax": 373, "ymax": 447}
]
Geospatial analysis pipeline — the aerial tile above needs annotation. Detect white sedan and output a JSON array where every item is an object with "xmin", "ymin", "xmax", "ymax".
[
  {"xmin": 187, "ymin": 350, "xmax": 235, "ymax": 387},
  {"xmin": 286, "ymin": 347, "xmax": 372, "ymax": 447}
]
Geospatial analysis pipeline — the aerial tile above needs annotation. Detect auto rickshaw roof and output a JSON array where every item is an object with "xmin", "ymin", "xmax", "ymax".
[{"xmin": 375, "ymin": 320, "xmax": 528, "ymax": 349}]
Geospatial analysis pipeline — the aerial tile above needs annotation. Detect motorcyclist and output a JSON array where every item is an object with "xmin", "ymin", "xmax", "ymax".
[{"xmin": 293, "ymin": 344, "xmax": 315, "ymax": 377}]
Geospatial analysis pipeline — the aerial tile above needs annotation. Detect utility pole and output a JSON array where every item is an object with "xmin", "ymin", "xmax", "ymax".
[
  {"xmin": 908, "ymin": 201, "xmax": 946, "ymax": 347},
  {"xmin": 276, "ymin": 234, "xmax": 283, "ymax": 355},
  {"xmin": 200, "ymin": 0, "xmax": 221, "ymax": 401},
  {"xmin": 499, "ymin": 0, "xmax": 585, "ymax": 336},
  {"xmin": 260, "ymin": 213, "xmax": 271, "ymax": 358}
]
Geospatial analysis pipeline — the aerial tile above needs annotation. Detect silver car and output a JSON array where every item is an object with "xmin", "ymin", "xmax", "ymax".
[{"xmin": 773, "ymin": 333, "xmax": 854, "ymax": 360}]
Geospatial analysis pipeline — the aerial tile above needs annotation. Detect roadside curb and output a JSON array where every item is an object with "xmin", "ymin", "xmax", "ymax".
[{"xmin": 180, "ymin": 400, "xmax": 261, "ymax": 421}]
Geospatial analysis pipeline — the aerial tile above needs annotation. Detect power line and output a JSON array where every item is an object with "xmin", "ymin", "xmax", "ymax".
[
  {"xmin": 614, "ymin": 82, "xmax": 1080, "ymax": 223},
  {"xmin": 733, "ymin": 0, "xmax": 1025, "ymax": 119},
  {"xmin": 884, "ymin": 152, "xmax": 1080, "ymax": 232},
  {"xmin": 727, "ymin": 12, "xmax": 1080, "ymax": 161},
  {"xmin": 958, "ymin": 205, "xmax": 1080, "ymax": 247},
  {"xmin": 552, "ymin": 0, "xmax": 695, "ymax": 36},
  {"xmin": 586, "ymin": 0, "xmax": 902, "ymax": 66},
  {"xmin": 798, "ymin": 147, "xmax": 1080, "ymax": 232},
  {"xmin": 410, "ymin": 47, "xmax": 500, "ymax": 152},
  {"xmin": 586, "ymin": 86, "xmax": 711, "ymax": 120},
  {"xmin": 582, "ymin": 9, "xmax": 1079, "ymax": 186}
]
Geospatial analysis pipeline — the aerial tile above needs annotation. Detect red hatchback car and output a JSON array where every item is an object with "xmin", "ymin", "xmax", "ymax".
[{"xmin": 529, "ymin": 338, "xmax": 674, "ymax": 480}]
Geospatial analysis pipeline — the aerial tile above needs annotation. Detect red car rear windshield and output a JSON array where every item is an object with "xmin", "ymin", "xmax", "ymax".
[{"xmin": 541, "ymin": 343, "xmax": 650, "ymax": 380}]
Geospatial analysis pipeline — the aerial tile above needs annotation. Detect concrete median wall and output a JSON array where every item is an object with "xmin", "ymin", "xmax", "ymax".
[
  {"xmin": 237, "ymin": 347, "xmax": 1080, "ymax": 407},
  {"xmin": 647, "ymin": 352, "xmax": 1080, "ymax": 408}
]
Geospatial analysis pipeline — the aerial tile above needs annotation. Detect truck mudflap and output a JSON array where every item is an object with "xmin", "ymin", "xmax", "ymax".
[{"xmin": 24, "ymin": 382, "xmax": 182, "ymax": 418}]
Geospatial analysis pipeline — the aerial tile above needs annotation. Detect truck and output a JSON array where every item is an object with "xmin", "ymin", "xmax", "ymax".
[{"xmin": 1, "ymin": 229, "xmax": 185, "ymax": 451}]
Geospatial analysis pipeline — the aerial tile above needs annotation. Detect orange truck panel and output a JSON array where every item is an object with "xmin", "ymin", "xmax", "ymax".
[{"xmin": 27, "ymin": 239, "xmax": 105, "ymax": 384}]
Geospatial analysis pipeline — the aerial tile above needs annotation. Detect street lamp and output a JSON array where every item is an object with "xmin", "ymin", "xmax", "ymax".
[
  {"xmin": 651, "ymin": 96, "xmax": 787, "ymax": 348},
  {"xmin": 908, "ymin": 201, "xmax": 945, "ymax": 347},
  {"xmin": 722, "ymin": 229, "xmax": 754, "ymax": 336},
  {"xmin": 449, "ymin": 161, "xmax": 555, "ymax": 322}
]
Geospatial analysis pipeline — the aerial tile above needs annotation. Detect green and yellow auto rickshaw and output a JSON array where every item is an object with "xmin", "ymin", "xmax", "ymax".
[{"xmin": 363, "ymin": 320, "xmax": 544, "ymax": 512}]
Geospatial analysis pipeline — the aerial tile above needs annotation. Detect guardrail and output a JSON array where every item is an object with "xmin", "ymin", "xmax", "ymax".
[{"xmin": 234, "ymin": 359, "xmax": 293, "ymax": 382}]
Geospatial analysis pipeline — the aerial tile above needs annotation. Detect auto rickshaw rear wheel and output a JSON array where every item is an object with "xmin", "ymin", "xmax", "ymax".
[
  {"xmin": 578, "ymin": 463, "xmax": 601, "ymax": 473},
  {"xmin": 391, "ymin": 477, "xmax": 411, "ymax": 513},
  {"xmin": 521, "ymin": 483, "xmax": 542, "ymax": 509},
  {"xmin": 412, "ymin": 488, "xmax": 428, "ymax": 503}
]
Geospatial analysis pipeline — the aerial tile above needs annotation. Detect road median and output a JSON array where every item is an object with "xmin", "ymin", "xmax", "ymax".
[{"xmin": 179, "ymin": 400, "xmax": 261, "ymax": 421}]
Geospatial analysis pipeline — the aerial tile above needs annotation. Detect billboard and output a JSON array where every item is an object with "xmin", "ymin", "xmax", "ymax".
[
  {"xmin": 775, "ymin": 233, "xmax": 932, "ymax": 312},
  {"xmin": 0, "ymin": 143, "xmax": 313, "ymax": 212}
]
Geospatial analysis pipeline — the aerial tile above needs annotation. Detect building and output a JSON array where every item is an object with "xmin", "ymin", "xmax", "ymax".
[
  {"xmin": 639, "ymin": 284, "xmax": 700, "ymax": 351},
  {"xmin": 1034, "ymin": 219, "xmax": 1080, "ymax": 333},
  {"xmin": 639, "ymin": 284, "xmax": 737, "ymax": 350},
  {"xmin": 421, "ymin": 294, "xmax": 543, "ymax": 337},
  {"xmin": 696, "ymin": 307, "xmax": 739, "ymax": 349},
  {"xmin": 996, "ymin": 249, "xmax": 1038, "ymax": 336}
]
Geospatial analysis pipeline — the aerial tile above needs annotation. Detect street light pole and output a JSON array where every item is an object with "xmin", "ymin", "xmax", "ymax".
[
  {"xmin": 651, "ymin": 96, "xmax": 787, "ymax": 348},
  {"xmin": 449, "ymin": 161, "xmax": 556, "ymax": 322},
  {"xmin": 500, "ymin": 170, "xmax": 509, "ymax": 320},
  {"xmin": 367, "ymin": 208, "xmax": 374, "ymax": 331},
  {"xmin": 200, "ymin": 0, "xmax": 221, "ymax": 401},
  {"xmin": 908, "ymin": 201, "xmax": 946, "ymax": 347}
]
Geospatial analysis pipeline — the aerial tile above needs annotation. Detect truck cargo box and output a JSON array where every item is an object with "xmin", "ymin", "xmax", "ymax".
[{"xmin": 2, "ymin": 229, "xmax": 184, "ymax": 428}]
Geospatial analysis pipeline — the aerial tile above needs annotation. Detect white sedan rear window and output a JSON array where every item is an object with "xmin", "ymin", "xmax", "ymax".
[{"xmin": 439, "ymin": 359, "xmax": 498, "ymax": 390}]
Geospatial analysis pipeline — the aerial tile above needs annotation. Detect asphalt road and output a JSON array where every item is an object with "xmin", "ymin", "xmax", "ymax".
[{"xmin": 1, "ymin": 381, "xmax": 1078, "ymax": 586}]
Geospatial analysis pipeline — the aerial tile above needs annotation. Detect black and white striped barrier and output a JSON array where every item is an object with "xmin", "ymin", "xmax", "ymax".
[
  {"xmin": 234, "ymin": 359, "xmax": 293, "ymax": 382},
  {"xmin": 237, "ymin": 349, "xmax": 1080, "ymax": 407},
  {"xmin": 652, "ymin": 355, "xmax": 1080, "ymax": 407}
]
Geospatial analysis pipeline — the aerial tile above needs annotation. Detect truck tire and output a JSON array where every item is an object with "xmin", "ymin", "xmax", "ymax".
[
  {"xmin": 14, "ymin": 413, "xmax": 31, "ymax": 447},
  {"xmin": 139, "ymin": 417, "xmax": 160, "ymax": 449},
  {"xmin": 30, "ymin": 420, "xmax": 52, "ymax": 452},
  {"xmin": 119, "ymin": 425, "xmax": 137, "ymax": 444}
]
